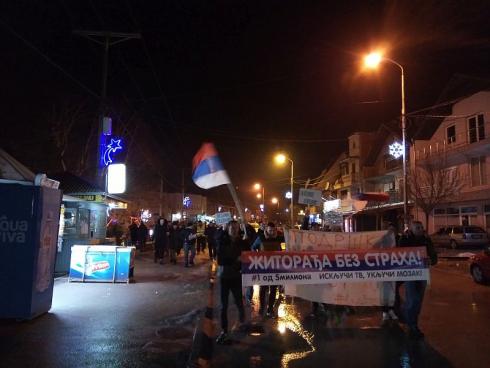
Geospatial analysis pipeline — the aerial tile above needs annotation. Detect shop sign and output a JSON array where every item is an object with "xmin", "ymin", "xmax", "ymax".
[{"xmin": 73, "ymin": 194, "xmax": 104, "ymax": 202}]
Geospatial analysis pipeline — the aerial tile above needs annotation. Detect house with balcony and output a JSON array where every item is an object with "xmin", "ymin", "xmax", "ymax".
[
  {"xmin": 353, "ymin": 121, "xmax": 407, "ymax": 231},
  {"xmin": 412, "ymin": 90, "xmax": 490, "ymax": 234},
  {"xmin": 314, "ymin": 131, "xmax": 376, "ymax": 231}
]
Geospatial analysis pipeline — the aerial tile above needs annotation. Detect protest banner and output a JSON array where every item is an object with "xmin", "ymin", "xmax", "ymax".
[
  {"xmin": 241, "ymin": 247, "xmax": 429, "ymax": 286},
  {"xmin": 283, "ymin": 229, "xmax": 399, "ymax": 306},
  {"xmin": 214, "ymin": 212, "xmax": 232, "ymax": 225}
]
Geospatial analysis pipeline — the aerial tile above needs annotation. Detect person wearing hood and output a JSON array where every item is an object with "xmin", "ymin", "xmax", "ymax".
[
  {"xmin": 153, "ymin": 217, "xmax": 168, "ymax": 264},
  {"xmin": 168, "ymin": 221, "xmax": 182, "ymax": 264}
]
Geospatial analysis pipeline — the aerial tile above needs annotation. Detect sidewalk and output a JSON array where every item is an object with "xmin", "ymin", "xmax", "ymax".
[{"xmin": 0, "ymin": 250, "xmax": 212, "ymax": 368}]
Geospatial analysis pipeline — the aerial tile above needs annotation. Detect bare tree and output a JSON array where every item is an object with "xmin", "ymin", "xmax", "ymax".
[
  {"xmin": 50, "ymin": 103, "xmax": 85, "ymax": 172},
  {"xmin": 409, "ymin": 157, "xmax": 465, "ymax": 229}
]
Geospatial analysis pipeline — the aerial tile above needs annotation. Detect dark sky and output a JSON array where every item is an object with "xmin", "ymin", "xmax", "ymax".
[{"xmin": 1, "ymin": 0, "xmax": 489, "ymax": 207}]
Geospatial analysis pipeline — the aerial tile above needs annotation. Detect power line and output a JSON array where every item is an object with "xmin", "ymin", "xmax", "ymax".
[{"xmin": 0, "ymin": 18, "xmax": 100, "ymax": 99}]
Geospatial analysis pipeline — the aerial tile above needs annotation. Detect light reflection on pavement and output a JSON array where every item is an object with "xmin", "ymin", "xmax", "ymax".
[{"xmin": 277, "ymin": 302, "xmax": 316, "ymax": 368}]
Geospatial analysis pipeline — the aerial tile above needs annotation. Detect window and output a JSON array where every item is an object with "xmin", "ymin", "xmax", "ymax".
[
  {"xmin": 461, "ymin": 206, "xmax": 478, "ymax": 214},
  {"xmin": 468, "ymin": 114, "xmax": 485, "ymax": 143},
  {"xmin": 340, "ymin": 163, "xmax": 349, "ymax": 176},
  {"xmin": 434, "ymin": 208, "xmax": 446, "ymax": 215},
  {"xmin": 470, "ymin": 156, "xmax": 487, "ymax": 186},
  {"xmin": 447, "ymin": 207, "xmax": 459, "ymax": 215},
  {"xmin": 447, "ymin": 125, "xmax": 456, "ymax": 144},
  {"xmin": 351, "ymin": 162, "xmax": 356, "ymax": 174},
  {"xmin": 484, "ymin": 205, "xmax": 490, "ymax": 213}
]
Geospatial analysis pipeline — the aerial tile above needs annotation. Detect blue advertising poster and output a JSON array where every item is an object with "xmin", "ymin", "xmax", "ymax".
[
  {"xmin": 0, "ymin": 184, "xmax": 61, "ymax": 319},
  {"xmin": 69, "ymin": 246, "xmax": 134, "ymax": 283}
]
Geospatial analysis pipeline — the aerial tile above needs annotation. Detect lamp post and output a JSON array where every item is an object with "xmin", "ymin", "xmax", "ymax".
[
  {"xmin": 274, "ymin": 153, "xmax": 294, "ymax": 227},
  {"xmin": 253, "ymin": 182, "xmax": 265, "ymax": 220},
  {"xmin": 364, "ymin": 52, "xmax": 408, "ymax": 230}
]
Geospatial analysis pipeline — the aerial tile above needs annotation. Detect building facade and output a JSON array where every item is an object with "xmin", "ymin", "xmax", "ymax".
[{"xmin": 412, "ymin": 91, "xmax": 490, "ymax": 233}]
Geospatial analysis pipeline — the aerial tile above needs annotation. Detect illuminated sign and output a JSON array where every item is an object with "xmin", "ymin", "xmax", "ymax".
[
  {"xmin": 183, "ymin": 196, "xmax": 192, "ymax": 208},
  {"xmin": 389, "ymin": 142, "xmax": 404, "ymax": 159},
  {"xmin": 102, "ymin": 138, "xmax": 123, "ymax": 166},
  {"xmin": 324, "ymin": 199, "xmax": 341, "ymax": 212},
  {"xmin": 107, "ymin": 164, "xmax": 126, "ymax": 194}
]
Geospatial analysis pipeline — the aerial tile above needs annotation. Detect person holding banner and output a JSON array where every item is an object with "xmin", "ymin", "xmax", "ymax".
[
  {"xmin": 215, "ymin": 221, "xmax": 250, "ymax": 344},
  {"xmin": 252, "ymin": 222, "xmax": 284, "ymax": 318},
  {"xmin": 399, "ymin": 221, "xmax": 438, "ymax": 339}
]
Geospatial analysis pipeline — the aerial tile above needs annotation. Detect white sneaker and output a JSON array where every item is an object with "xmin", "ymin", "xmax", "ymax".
[
  {"xmin": 382, "ymin": 312, "xmax": 390, "ymax": 321},
  {"xmin": 388, "ymin": 310, "xmax": 398, "ymax": 320}
]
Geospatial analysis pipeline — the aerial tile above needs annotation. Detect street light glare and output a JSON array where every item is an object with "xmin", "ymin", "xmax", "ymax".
[
  {"xmin": 364, "ymin": 52, "xmax": 382, "ymax": 69},
  {"xmin": 256, "ymin": 193, "xmax": 262, "ymax": 199},
  {"xmin": 271, "ymin": 197, "xmax": 278, "ymax": 204},
  {"xmin": 274, "ymin": 153, "xmax": 287, "ymax": 165},
  {"xmin": 253, "ymin": 183, "xmax": 261, "ymax": 190}
]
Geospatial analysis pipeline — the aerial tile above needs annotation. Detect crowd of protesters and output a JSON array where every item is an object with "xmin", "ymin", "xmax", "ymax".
[{"xmin": 107, "ymin": 214, "xmax": 436, "ymax": 343}]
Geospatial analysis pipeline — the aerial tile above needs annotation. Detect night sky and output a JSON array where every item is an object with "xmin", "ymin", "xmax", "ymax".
[{"xmin": 1, "ymin": 1, "xmax": 489, "ymax": 207}]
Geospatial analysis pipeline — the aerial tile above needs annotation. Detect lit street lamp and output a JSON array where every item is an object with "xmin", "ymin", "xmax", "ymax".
[
  {"xmin": 253, "ymin": 182, "xmax": 265, "ymax": 218},
  {"xmin": 274, "ymin": 153, "xmax": 294, "ymax": 227},
  {"xmin": 364, "ymin": 51, "xmax": 408, "ymax": 230},
  {"xmin": 271, "ymin": 197, "xmax": 279, "ymax": 210}
]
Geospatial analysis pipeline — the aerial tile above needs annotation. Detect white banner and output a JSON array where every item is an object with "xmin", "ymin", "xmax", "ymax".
[
  {"xmin": 243, "ymin": 269, "xmax": 429, "ymax": 286},
  {"xmin": 283, "ymin": 230, "xmax": 398, "ymax": 306}
]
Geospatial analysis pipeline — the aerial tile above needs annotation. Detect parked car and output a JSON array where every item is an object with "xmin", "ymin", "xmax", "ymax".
[
  {"xmin": 431, "ymin": 226, "xmax": 489, "ymax": 249},
  {"xmin": 470, "ymin": 248, "xmax": 490, "ymax": 284}
]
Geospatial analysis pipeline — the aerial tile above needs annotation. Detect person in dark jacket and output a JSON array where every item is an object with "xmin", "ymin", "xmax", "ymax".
[
  {"xmin": 215, "ymin": 220, "xmax": 250, "ymax": 344},
  {"xmin": 168, "ymin": 221, "xmax": 181, "ymax": 264},
  {"xmin": 252, "ymin": 222, "xmax": 284, "ymax": 318},
  {"xmin": 399, "ymin": 221, "xmax": 438, "ymax": 339},
  {"xmin": 153, "ymin": 218, "xmax": 168, "ymax": 264},
  {"xmin": 205, "ymin": 221, "xmax": 218, "ymax": 260},
  {"xmin": 128, "ymin": 218, "xmax": 139, "ymax": 248},
  {"xmin": 137, "ymin": 220, "xmax": 148, "ymax": 251}
]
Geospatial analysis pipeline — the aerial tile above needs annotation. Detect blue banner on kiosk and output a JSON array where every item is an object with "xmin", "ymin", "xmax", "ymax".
[{"xmin": 0, "ymin": 184, "xmax": 61, "ymax": 319}]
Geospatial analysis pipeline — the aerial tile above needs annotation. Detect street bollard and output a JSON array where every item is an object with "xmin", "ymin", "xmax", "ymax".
[{"xmin": 196, "ymin": 261, "xmax": 217, "ymax": 368}]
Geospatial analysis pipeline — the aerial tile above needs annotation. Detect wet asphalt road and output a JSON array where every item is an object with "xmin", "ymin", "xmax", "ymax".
[
  {"xmin": 212, "ymin": 252, "xmax": 490, "ymax": 368},
  {"xmin": 0, "ymin": 251, "xmax": 211, "ymax": 368},
  {"xmin": 1, "ymin": 248, "xmax": 489, "ymax": 368}
]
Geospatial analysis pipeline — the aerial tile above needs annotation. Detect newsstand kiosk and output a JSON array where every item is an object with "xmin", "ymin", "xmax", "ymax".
[{"xmin": 0, "ymin": 183, "xmax": 62, "ymax": 319}]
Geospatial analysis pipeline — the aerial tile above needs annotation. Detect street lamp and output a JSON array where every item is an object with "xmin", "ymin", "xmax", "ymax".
[
  {"xmin": 364, "ymin": 51, "xmax": 408, "ymax": 230},
  {"xmin": 274, "ymin": 153, "xmax": 294, "ymax": 227},
  {"xmin": 271, "ymin": 197, "xmax": 279, "ymax": 211},
  {"xmin": 253, "ymin": 182, "xmax": 265, "ymax": 219}
]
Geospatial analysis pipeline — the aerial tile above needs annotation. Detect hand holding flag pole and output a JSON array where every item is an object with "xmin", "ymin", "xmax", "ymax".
[{"xmin": 192, "ymin": 143, "xmax": 246, "ymax": 222}]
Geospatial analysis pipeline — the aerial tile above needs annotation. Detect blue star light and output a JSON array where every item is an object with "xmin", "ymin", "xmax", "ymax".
[{"xmin": 103, "ymin": 138, "xmax": 123, "ymax": 166}]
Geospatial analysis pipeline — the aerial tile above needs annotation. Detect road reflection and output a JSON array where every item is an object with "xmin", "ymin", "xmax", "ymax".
[{"xmin": 277, "ymin": 302, "xmax": 316, "ymax": 368}]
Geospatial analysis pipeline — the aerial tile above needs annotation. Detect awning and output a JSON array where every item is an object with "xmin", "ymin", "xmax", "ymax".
[{"xmin": 352, "ymin": 192, "xmax": 390, "ymax": 202}]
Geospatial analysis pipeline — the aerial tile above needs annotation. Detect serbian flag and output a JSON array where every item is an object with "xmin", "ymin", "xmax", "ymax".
[{"xmin": 192, "ymin": 143, "xmax": 231, "ymax": 189}]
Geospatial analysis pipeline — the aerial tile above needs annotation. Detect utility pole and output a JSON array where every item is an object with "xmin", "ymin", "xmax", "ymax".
[
  {"xmin": 181, "ymin": 168, "xmax": 185, "ymax": 219},
  {"xmin": 73, "ymin": 30, "xmax": 141, "ymax": 186},
  {"xmin": 159, "ymin": 172, "xmax": 164, "ymax": 217}
]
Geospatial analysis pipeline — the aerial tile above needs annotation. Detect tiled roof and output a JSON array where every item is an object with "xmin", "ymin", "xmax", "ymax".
[{"xmin": 50, "ymin": 172, "xmax": 104, "ymax": 194}]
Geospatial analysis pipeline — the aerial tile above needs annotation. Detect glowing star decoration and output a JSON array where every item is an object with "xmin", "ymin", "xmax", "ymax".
[
  {"xmin": 103, "ymin": 138, "xmax": 123, "ymax": 166},
  {"xmin": 183, "ymin": 196, "xmax": 192, "ymax": 208},
  {"xmin": 389, "ymin": 142, "xmax": 404, "ymax": 159}
]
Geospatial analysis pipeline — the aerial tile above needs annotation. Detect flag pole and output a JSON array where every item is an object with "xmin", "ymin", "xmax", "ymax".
[{"xmin": 226, "ymin": 183, "xmax": 246, "ymax": 224}]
